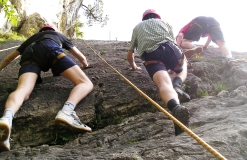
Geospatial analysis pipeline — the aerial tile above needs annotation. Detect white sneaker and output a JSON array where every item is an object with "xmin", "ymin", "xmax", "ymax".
[
  {"xmin": 0, "ymin": 118, "xmax": 11, "ymax": 151},
  {"xmin": 0, "ymin": 136, "xmax": 10, "ymax": 151},
  {"xmin": 55, "ymin": 110, "xmax": 92, "ymax": 132}
]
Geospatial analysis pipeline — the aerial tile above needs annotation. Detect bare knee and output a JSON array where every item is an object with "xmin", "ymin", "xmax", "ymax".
[
  {"xmin": 87, "ymin": 80, "xmax": 94, "ymax": 91},
  {"xmin": 24, "ymin": 95, "xmax": 30, "ymax": 101},
  {"xmin": 78, "ymin": 78, "xmax": 94, "ymax": 91},
  {"xmin": 181, "ymin": 40, "xmax": 194, "ymax": 49}
]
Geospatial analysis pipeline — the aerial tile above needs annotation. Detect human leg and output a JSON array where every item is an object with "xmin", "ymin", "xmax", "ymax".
[
  {"xmin": 55, "ymin": 65, "xmax": 93, "ymax": 132},
  {"xmin": 153, "ymin": 70, "xmax": 179, "ymax": 105},
  {"xmin": 162, "ymin": 42, "xmax": 190, "ymax": 101},
  {"xmin": 5, "ymin": 73, "xmax": 38, "ymax": 114},
  {"xmin": 172, "ymin": 61, "xmax": 190, "ymax": 101},
  {"xmin": 216, "ymin": 40, "xmax": 232, "ymax": 58},
  {"xmin": 152, "ymin": 71, "xmax": 190, "ymax": 135},
  {"xmin": 60, "ymin": 65, "xmax": 93, "ymax": 105},
  {"xmin": 180, "ymin": 39, "xmax": 194, "ymax": 49},
  {"xmin": 0, "ymin": 72, "xmax": 37, "ymax": 151},
  {"xmin": 173, "ymin": 60, "xmax": 187, "ymax": 83}
]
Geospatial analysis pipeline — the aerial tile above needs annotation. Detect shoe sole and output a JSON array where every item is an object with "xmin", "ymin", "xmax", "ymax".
[
  {"xmin": 184, "ymin": 47, "xmax": 203, "ymax": 58},
  {"xmin": 172, "ymin": 106, "xmax": 190, "ymax": 136},
  {"xmin": 0, "ymin": 123, "xmax": 10, "ymax": 141},
  {"xmin": 0, "ymin": 142, "xmax": 10, "ymax": 152},
  {"xmin": 55, "ymin": 118, "xmax": 92, "ymax": 132}
]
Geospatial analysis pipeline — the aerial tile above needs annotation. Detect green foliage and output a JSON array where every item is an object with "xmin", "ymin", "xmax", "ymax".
[
  {"xmin": 28, "ymin": 27, "xmax": 36, "ymax": 37},
  {"xmin": 0, "ymin": 31, "xmax": 26, "ymax": 43},
  {"xmin": 214, "ymin": 82, "xmax": 228, "ymax": 91},
  {"xmin": 100, "ymin": 50, "xmax": 106, "ymax": 55},
  {"xmin": 0, "ymin": 0, "xmax": 20, "ymax": 26},
  {"xmin": 185, "ymin": 84, "xmax": 190, "ymax": 89},
  {"xmin": 74, "ymin": 19, "xmax": 84, "ymax": 38},
  {"xmin": 59, "ymin": 135, "xmax": 74, "ymax": 142},
  {"xmin": 193, "ymin": 54, "xmax": 204, "ymax": 60},
  {"xmin": 51, "ymin": 131, "xmax": 76, "ymax": 145},
  {"xmin": 125, "ymin": 138, "xmax": 139, "ymax": 144},
  {"xmin": 82, "ymin": 0, "xmax": 109, "ymax": 27},
  {"xmin": 199, "ymin": 89, "xmax": 208, "ymax": 97},
  {"xmin": 190, "ymin": 125, "xmax": 199, "ymax": 130}
]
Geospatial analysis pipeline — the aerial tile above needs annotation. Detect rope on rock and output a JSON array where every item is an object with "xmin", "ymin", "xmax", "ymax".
[
  {"xmin": 82, "ymin": 39, "xmax": 227, "ymax": 160},
  {"xmin": 0, "ymin": 45, "xmax": 20, "ymax": 52}
]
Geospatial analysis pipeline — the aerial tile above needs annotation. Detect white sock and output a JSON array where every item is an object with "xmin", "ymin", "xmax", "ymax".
[
  {"xmin": 61, "ymin": 101, "xmax": 75, "ymax": 114},
  {"xmin": 3, "ymin": 109, "xmax": 14, "ymax": 127}
]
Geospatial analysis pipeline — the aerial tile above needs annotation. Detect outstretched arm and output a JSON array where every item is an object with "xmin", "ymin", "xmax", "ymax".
[
  {"xmin": 69, "ymin": 46, "xmax": 88, "ymax": 69},
  {"xmin": 0, "ymin": 50, "xmax": 20, "ymax": 72},
  {"xmin": 126, "ymin": 50, "xmax": 141, "ymax": 71}
]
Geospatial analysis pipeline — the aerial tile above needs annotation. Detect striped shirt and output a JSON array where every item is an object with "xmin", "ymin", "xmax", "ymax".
[{"xmin": 129, "ymin": 18, "xmax": 175, "ymax": 57}]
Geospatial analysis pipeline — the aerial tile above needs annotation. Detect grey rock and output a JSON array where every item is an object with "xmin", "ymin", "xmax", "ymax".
[{"xmin": 0, "ymin": 40, "xmax": 247, "ymax": 160}]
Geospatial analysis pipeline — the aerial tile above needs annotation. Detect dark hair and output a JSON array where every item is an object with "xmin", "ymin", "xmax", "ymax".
[{"xmin": 142, "ymin": 13, "xmax": 159, "ymax": 21}]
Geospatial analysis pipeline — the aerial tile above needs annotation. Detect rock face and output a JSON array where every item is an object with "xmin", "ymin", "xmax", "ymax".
[
  {"xmin": 0, "ymin": 40, "xmax": 247, "ymax": 159},
  {"xmin": 0, "ymin": 0, "xmax": 83, "ymax": 37}
]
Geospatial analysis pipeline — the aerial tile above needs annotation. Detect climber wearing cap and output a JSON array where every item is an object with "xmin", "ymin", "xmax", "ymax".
[
  {"xmin": 126, "ymin": 9, "xmax": 190, "ymax": 136},
  {"xmin": 0, "ymin": 24, "xmax": 93, "ymax": 151}
]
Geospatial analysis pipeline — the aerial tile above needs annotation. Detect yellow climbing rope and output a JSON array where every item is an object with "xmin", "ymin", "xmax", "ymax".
[{"xmin": 82, "ymin": 39, "xmax": 227, "ymax": 160}]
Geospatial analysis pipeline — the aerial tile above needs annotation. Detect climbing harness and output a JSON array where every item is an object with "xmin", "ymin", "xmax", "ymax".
[
  {"xmin": 82, "ymin": 39, "xmax": 227, "ymax": 160},
  {"xmin": 20, "ymin": 53, "xmax": 66, "ymax": 67}
]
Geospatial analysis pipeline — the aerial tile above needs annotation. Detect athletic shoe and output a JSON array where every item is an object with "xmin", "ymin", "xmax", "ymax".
[
  {"xmin": 183, "ymin": 47, "xmax": 203, "ymax": 58},
  {"xmin": 172, "ymin": 105, "xmax": 190, "ymax": 136},
  {"xmin": 0, "ymin": 118, "xmax": 11, "ymax": 151},
  {"xmin": 0, "ymin": 136, "xmax": 10, "ymax": 152},
  {"xmin": 55, "ymin": 110, "xmax": 92, "ymax": 132},
  {"xmin": 226, "ymin": 57, "xmax": 247, "ymax": 65}
]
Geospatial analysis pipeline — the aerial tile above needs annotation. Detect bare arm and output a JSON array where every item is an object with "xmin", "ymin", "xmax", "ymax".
[
  {"xmin": 69, "ymin": 46, "xmax": 88, "ymax": 69},
  {"xmin": 176, "ymin": 33, "xmax": 184, "ymax": 48},
  {"xmin": 203, "ymin": 36, "xmax": 211, "ymax": 49},
  {"xmin": 0, "ymin": 50, "xmax": 20, "ymax": 72},
  {"xmin": 126, "ymin": 50, "xmax": 141, "ymax": 71}
]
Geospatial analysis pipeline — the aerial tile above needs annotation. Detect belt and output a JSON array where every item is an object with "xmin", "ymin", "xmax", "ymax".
[
  {"xmin": 194, "ymin": 22, "xmax": 203, "ymax": 30},
  {"xmin": 194, "ymin": 22, "xmax": 220, "ymax": 30},
  {"xmin": 143, "ymin": 60, "xmax": 165, "ymax": 67},
  {"xmin": 21, "ymin": 61, "xmax": 39, "ymax": 66},
  {"xmin": 52, "ymin": 53, "xmax": 66, "ymax": 65},
  {"xmin": 56, "ymin": 53, "xmax": 66, "ymax": 59},
  {"xmin": 212, "ymin": 26, "xmax": 220, "ymax": 29},
  {"xmin": 143, "ymin": 59, "xmax": 184, "ymax": 73}
]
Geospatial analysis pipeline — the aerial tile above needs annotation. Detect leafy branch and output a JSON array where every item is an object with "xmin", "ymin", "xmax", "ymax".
[
  {"xmin": 74, "ymin": 19, "xmax": 84, "ymax": 38},
  {"xmin": 81, "ymin": 0, "xmax": 109, "ymax": 27},
  {"xmin": 0, "ymin": 0, "xmax": 20, "ymax": 26}
]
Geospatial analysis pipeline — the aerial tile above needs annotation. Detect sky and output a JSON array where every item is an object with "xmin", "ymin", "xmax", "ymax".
[{"xmin": 80, "ymin": 0, "xmax": 247, "ymax": 52}]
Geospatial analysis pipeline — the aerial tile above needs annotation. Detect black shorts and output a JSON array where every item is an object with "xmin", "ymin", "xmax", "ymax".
[
  {"xmin": 184, "ymin": 17, "xmax": 225, "ymax": 43},
  {"xmin": 51, "ymin": 56, "xmax": 76, "ymax": 76},
  {"xmin": 19, "ymin": 56, "xmax": 76, "ymax": 84},
  {"xmin": 142, "ymin": 42, "xmax": 183, "ymax": 79},
  {"xmin": 18, "ymin": 64, "xmax": 43, "ymax": 83}
]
